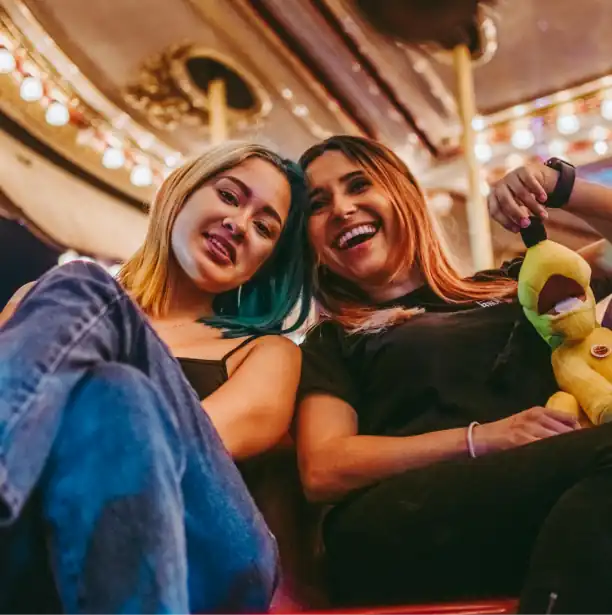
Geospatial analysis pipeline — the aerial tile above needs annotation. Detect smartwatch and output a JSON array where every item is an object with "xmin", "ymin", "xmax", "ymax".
[{"xmin": 544, "ymin": 157, "xmax": 576, "ymax": 209}]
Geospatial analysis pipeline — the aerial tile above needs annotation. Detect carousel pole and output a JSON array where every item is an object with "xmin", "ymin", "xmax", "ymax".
[
  {"xmin": 209, "ymin": 78, "xmax": 228, "ymax": 145},
  {"xmin": 453, "ymin": 44, "xmax": 494, "ymax": 270}
]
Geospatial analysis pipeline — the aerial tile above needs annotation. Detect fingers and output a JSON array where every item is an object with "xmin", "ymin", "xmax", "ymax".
[
  {"xmin": 525, "ymin": 423, "xmax": 566, "ymax": 440},
  {"xmin": 508, "ymin": 182, "xmax": 545, "ymax": 220},
  {"xmin": 539, "ymin": 407, "xmax": 582, "ymax": 429},
  {"xmin": 537, "ymin": 414, "xmax": 580, "ymax": 435},
  {"xmin": 488, "ymin": 191, "xmax": 520, "ymax": 233},
  {"xmin": 488, "ymin": 166, "xmax": 550, "ymax": 233},
  {"xmin": 516, "ymin": 167, "xmax": 548, "ymax": 207}
]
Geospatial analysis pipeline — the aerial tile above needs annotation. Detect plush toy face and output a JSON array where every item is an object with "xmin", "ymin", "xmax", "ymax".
[{"xmin": 518, "ymin": 239, "xmax": 596, "ymax": 347}]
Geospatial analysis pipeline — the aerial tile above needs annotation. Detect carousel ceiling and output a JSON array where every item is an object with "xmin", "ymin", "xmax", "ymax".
[{"xmin": 1, "ymin": 0, "xmax": 611, "ymax": 260}]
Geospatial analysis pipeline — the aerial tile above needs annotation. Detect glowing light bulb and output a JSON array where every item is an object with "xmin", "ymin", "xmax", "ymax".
[
  {"xmin": 428, "ymin": 192, "xmax": 453, "ymax": 216},
  {"xmin": 102, "ymin": 147, "xmax": 125, "ymax": 169},
  {"xmin": 548, "ymin": 139, "xmax": 567, "ymax": 157},
  {"xmin": 472, "ymin": 116, "xmax": 485, "ymax": 131},
  {"xmin": 602, "ymin": 98, "xmax": 612, "ymax": 121},
  {"xmin": 20, "ymin": 75, "xmax": 43, "ymax": 102},
  {"xmin": 511, "ymin": 128, "xmax": 535, "ymax": 150},
  {"xmin": 164, "ymin": 153, "xmax": 181, "ymax": 168},
  {"xmin": 130, "ymin": 164, "xmax": 153, "ymax": 187},
  {"xmin": 474, "ymin": 142, "xmax": 492, "ymax": 163},
  {"xmin": 45, "ymin": 101, "xmax": 70, "ymax": 126},
  {"xmin": 557, "ymin": 114, "xmax": 580, "ymax": 135},
  {"xmin": 594, "ymin": 140, "xmax": 609, "ymax": 156},
  {"xmin": 0, "ymin": 46, "xmax": 16, "ymax": 73},
  {"xmin": 293, "ymin": 105, "xmax": 309, "ymax": 117},
  {"xmin": 590, "ymin": 126, "xmax": 609, "ymax": 142}
]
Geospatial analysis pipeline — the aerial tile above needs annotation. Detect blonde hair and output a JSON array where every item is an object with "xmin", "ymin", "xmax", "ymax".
[
  {"xmin": 299, "ymin": 136, "xmax": 516, "ymax": 333},
  {"xmin": 119, "ymin": 141, "xmax": 289, "ymax": 317}
]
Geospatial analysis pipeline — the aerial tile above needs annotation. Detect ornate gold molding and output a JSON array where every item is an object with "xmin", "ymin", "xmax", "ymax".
[{"xmin": 123, "ymin": 43, "xmax": 272, "ymax": 132}]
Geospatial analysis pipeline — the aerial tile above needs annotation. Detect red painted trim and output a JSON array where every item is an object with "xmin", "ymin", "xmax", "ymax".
[{"xmin": 270, "ymin": 598, "xmax": 518, "ymax": 615}]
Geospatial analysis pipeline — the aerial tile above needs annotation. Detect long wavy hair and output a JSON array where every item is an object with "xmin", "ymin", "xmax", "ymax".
[
  {"xmin": 119, "ymin": 141, "xmax": 312, "ymax": 338},
  {"xmin": 299, "ymin": 135, "xmax": 516, "ymax": 333}
]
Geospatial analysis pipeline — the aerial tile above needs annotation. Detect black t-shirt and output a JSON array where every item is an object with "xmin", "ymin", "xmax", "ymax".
[{"xmin": 299, "ymin": 260, "xmax": 612, "ymax": 437}]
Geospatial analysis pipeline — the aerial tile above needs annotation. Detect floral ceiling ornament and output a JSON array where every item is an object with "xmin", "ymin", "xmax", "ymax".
[{"xmin": 123, "ymin": 43, "xmax": 271, "ymax": 132}]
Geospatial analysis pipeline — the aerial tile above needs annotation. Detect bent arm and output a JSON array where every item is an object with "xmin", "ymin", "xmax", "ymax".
[
  {"xmin": 297, "ymin": 393, "xmax": 470, "ymax": 503},
  {"xmin": 566, "ymin": 179, "xmax": 612, "ymax": 246},
  {"xmin": 202, "ymin": 336, "xmax": 301, "ymax": 461},
  {"xmin": 553, "ymin": 350, "xmax": 612, "ymax": 425}
]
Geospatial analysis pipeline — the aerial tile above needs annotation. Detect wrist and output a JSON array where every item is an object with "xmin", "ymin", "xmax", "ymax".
[
  {"xmin": 470, "ymin": 422, "xmax": 491, "ymax": 457},
  {"xmin": 542, "ymin": 165, "xmax": 560, "ymax": 195},
  {"xmin": 466, "ymin": 422, "xmax": 479, "ymax": 457}
]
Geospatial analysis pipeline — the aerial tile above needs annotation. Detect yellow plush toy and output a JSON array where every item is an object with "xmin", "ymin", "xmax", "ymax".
[{"xmin": 518, "ymin": 218, "xmax": 612, "ymax": 425}]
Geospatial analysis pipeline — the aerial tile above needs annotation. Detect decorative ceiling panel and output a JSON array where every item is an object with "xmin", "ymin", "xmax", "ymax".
[
  {"xmin": 17, "ymin": 0, "xmax": 354, "ymax": 158},
  {"xmin": 436, "ymin": 0, "xmax": 612, "ymax": 114}
]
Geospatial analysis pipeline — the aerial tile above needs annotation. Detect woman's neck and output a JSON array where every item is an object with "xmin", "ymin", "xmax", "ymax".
[
  {"xmin": 363, "ymin": 267, "xmax": 425, "ymax": 304},
  {"xmin": 164, "ymin": 273, "xmax": 216, "ymax": 322}
]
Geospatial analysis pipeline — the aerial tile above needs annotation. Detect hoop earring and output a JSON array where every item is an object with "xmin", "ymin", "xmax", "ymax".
[{"xmin": 237, "ymin": 285, "xmax": 243, "ymax": 308}]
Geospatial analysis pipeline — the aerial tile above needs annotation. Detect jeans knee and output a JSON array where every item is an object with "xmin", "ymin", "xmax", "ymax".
[{"xmin": 33, "ymin": 261, "xmax": 126, "ymax": 318}]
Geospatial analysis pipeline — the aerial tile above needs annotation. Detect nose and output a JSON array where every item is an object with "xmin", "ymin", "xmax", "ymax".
[
  {"xmin": 330, "ymin": 193, "xmax": 358, "ymax": 221},
  {"xmin": 222, "ymin": 215, "xmax": 246, "ymax": 239}
]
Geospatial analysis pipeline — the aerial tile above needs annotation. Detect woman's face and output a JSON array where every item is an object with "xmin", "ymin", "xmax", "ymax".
[
  {"xmin": 306, "ymin": 150, "xmax": 400, "ymax": 288},
  {"xmin": 171, "ymin": 157, "xmax": 291, "ymax": 294}
]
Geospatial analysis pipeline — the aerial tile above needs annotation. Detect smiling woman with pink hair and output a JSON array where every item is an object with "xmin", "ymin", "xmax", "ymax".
[{"xmin": 296, "ymin": 134, "xmax": 612, "ymax": 614}]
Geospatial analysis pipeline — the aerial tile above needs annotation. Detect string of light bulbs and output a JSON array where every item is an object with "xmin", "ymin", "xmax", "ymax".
[{"xmin": 0, "ymin": 29, "xmax": 182, "ymax": 193}]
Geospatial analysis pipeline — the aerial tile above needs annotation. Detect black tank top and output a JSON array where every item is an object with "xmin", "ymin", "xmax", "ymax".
[{"xmin": 177, "ymin": 335, "xmax": 258, "ymax": 400}]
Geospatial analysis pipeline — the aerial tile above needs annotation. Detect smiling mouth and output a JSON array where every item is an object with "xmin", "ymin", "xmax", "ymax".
[
  {"xmin": 204, "ymin": 232, "xmax": 236, "ymax": 265},
  {"xmin": 334, "ymin": 223, "xmax": 380, "ymax": 251},
  {"xmin": 537, "ymin": 274, "xmax": 587, "ymax": 316}
]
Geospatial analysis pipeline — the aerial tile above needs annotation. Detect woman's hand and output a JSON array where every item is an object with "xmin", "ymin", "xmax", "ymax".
[
  {"xmin": 473, "ymin": 406, "xmax": 580, "ymax": 456},
  {"xmin": 488, "ymin": 162, "xmax": 560, "ymax": 233}
]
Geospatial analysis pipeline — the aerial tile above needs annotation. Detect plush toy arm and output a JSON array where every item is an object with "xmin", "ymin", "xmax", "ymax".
[
  {"xmin": 546, "ymin": 391, "xmax": 581, "ymax": 418},
  {"xmin": 553, "ymin": 352, "xmax": 612, "ymax": 425}
]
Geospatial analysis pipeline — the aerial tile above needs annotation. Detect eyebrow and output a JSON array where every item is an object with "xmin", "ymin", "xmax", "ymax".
[
  {"xmin": 221, "ymin": 175, "xmax": 283, "ymax": 225},
  {"xmin": 308, "ymin": 170, "xmax": 364, "ymax": 200}
]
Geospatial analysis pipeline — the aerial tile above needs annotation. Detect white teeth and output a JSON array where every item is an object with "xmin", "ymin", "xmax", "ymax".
[
  {"xmin": 209, "ymin": 237, "xmax": 230, "ymax": 259},
  {"xmin": 554, "ymin": 296, "xmax": 583, "ymax": 314},
  {"xmin": 336, "ymin": 224, "xmax": 377, "ymax": 249}
]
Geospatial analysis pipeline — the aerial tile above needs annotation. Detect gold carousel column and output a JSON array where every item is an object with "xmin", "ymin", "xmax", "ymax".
[
  {"xmin": 453, "ymin": 44, "xmax": 493, "ymax": 271},
  {"xmin": 209, "ymin": 78, "xmax": 228, "ymax": 145}
]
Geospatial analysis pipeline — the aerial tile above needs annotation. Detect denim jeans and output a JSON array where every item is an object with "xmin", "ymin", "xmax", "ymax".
[{"xmin": 0, "ymin": 261, "xmax": 278, "ymax": 614}]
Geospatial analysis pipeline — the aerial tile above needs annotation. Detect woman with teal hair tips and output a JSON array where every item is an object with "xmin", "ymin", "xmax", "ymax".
[{"xmin": 0, "ymin": 141, "xmax": 311, "ymax": 613}]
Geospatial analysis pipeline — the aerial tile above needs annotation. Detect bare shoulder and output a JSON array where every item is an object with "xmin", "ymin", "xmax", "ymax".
[
  {"xmin": 254, "ymin": 334, "xmax": 301, "ymax": 360},
  {"xmin": 245, "ymin": 335, "xmax": 302, "ymax": 370}
]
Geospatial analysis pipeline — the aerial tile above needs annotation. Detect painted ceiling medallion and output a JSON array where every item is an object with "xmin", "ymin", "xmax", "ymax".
[{"xmin": 123, "ymin": 43, "xmax": 271, "ymax": 131}]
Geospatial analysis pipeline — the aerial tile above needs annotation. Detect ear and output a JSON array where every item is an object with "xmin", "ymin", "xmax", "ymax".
[{"xmin": 520, "ymin": 216, "xmax": 547, "ymax": 248}]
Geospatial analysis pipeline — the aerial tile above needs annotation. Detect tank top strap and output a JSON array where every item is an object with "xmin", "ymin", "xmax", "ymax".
[{"xmin": 221, "ymin": 335, "xmax": 260, "ymax": 363}]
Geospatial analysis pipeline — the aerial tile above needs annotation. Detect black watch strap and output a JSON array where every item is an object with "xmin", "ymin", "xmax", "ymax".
[{"xmin": 544, "ymin": 157, "xmax": 576, "ymax": 209}]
